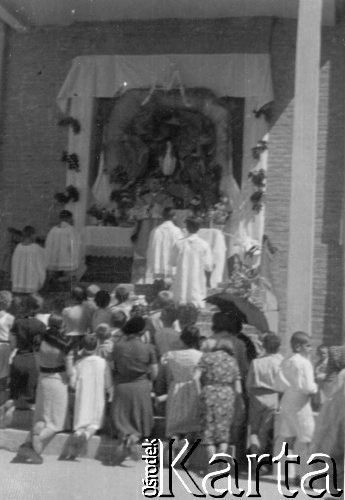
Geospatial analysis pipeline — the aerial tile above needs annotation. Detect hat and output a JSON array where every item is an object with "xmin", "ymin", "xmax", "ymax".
[{"xmin": 123, "ymin": 316, "xmax": 146, "ymax": 335}]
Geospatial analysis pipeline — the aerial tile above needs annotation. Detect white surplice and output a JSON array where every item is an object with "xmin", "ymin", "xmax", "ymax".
[
  {"xmin": 11, "ymin": 243, "xmax": 46, "ymax": 293},
  {"xmin": 45, "ymin": 222, "xmax": 79, "ymax": 271},
  {"xmin": 71, "ymin": 354, "xmax": 112, "ymax": 432},
  {"xmin": 146, "ymin": 220, "xmax": 183, "ymax": 281},
  {"xmin": 171, "ymin": 233, "xmax": 213, "ymax": 308}
]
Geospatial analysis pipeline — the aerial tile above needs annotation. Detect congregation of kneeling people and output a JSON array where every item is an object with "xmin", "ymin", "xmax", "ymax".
[{"xmin": 0, "ymin": 285, "xmax": 343, "ymax": 480}]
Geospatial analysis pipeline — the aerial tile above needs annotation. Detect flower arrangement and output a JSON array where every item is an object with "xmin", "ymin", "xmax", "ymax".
[
  {"xmin": 251, "ymin": 140, "xmax": 268, "ymax": 160},
  {"xmin": 87, "ymin": 204, "xmax": 118, "ymax": 226},
  {"xmin": 206, "ymin": 196, "xmax": 231, "ymax": 226},
  {"xmin": 248, "ymin": 168, "xmax": 266, "ymax": 213},
  {"xmin": 58, "ymin": 116, "xmax": 81, "ymax": 134},
  {"xmin": 54, "ymin": 185, "xmax": 80, "ymax": 204},
  {"xmin": 61, "ymin": 151, "xmax": 80, "ymax": 172}
]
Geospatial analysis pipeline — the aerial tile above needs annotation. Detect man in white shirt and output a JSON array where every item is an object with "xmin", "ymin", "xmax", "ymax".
[
  {"xmin": 171, "ymin": 216, "xmax": 213, "ymax": 308},
  {"xmin": 146, "ymin": 207, "xmax": 183, "ymax": 283}
]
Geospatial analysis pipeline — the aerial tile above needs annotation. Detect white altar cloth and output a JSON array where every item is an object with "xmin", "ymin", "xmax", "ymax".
[
  {"xmin": 82, "ymin": 226, "xmax": 134, "ymax": 257},
  {"xmin": 82, "ymin": 225, "xmax": 226, "ymax": 287}
]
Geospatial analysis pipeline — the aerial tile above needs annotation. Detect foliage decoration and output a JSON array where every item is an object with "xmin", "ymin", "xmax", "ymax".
[
  {"xmin": 251, "ymin": 140, "xmax": 268, "ymax": 160},
  {"xmin": 61, "ymin": 151, "xmax": 80, "ymax": 172},
  {"xmin": 54, "ymin": 185, "xmax": 80, "ymax": 204},
  {"xmin": 58, "ymin": 116, "xmax": 81, "ymax": 134}
]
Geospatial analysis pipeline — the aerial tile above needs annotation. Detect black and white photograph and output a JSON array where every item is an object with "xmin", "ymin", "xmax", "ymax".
[{"xmin": 0, "ymin": 0, "xmax": 343, "ymax": 498}]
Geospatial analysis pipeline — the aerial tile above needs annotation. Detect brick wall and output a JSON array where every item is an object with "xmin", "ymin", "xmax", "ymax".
[
  {"xmin": 265, "ymin": 19, "xmax": 345, "ymax": 345},
  {"xmin": 0, "ymin": 17, "xmax": 344, "ymax": 343}
]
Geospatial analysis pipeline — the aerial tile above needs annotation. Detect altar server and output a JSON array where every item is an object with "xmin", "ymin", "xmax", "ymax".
[
  {"xmin": 45, "ymin": 210, "xmax": 79, "ymax": 279},
  {"xmin": 11, "ymin": 226, "xmax": 46, "ymax": 294},
  {"xmin": 146, "ymin": 207, "xmax": 183, "ymax": 283},
  {"xmin": 171, "ymin": 216, "xmax": 213, "ymax": 308}
]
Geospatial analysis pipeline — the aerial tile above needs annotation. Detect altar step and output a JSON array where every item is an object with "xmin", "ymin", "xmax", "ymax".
[{"xmin": 81, "ymin": 256, "xmax": 133, "ymax": 284}]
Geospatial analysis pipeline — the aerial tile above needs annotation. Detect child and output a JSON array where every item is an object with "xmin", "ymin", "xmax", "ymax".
[
  {"xmin": 92, "ymin": 290, "xmax": 112, "ymax": 331},
  {"xmin": 110, "ymin": 310, "xmax": 126, "ymax": 345},
  {"xmin": 68, "ymin": 335, "xmax": 112, "ymax": 459},
  {"xmin": 95, "ymin": 323, "xmax": 113, "ymax": 362},
  {"xmin": 81, "ymin": 284, "xmax": 100, "ymax": 333},
  {"xmin": 153, "ymin": 303, "xmax": 182, "ymax": 359},
  {"xmin": 277, "ymin": 331, "xmax": 317, "ymax": 483},
  {"xmin": 246, "ymin": 333, "xmax": 283, "ymax": 457},
  {"xmin": 11, "ymin": 226, "xmax": 46, "ymax": 294},
  {"xmin": 0, "ymin": 291, "xmax": 14, "ymax": 407},
  {"xmin": 110, "ymin": 284, "xmax": 132, "ymax": 320},
  {"xmin": 45, "ymin": 210, "xmax": 79, "ymax": 283},
  {"xmin": 62, "ymin": 286, "xmax": 87, "ymax": 338}
]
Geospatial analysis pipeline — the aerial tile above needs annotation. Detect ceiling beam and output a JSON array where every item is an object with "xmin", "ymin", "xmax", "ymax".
[{"xmin": 0, "ymin": 3, "xmax": 27, "ymax": 32}]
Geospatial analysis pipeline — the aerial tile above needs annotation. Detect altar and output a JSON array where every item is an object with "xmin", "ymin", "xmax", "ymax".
[
  {"xmin": 81, "ymin": 225, "xmax": 227, "ymax": 287},
  {"xmin": 57, "ymin": 53, "xmax": 273, "ymax": 287}
]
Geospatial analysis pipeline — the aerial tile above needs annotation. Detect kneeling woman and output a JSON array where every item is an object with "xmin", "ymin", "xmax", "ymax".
[
  {"xmin": 112, "ymin": 316, "xmax": 158, "ymax": 452},
  {"xmin": 30, "ymin": 315, "xmax": 71, "ymax": 462}
]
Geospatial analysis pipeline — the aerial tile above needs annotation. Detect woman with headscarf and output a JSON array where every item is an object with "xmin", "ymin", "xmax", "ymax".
[
  {"xmin": 112, "ymin": 316, "xmax": 158, "ymax": 453},
  {"xmin": 31, "ymin": 314, "xmax": 71, "ymax": 460}
]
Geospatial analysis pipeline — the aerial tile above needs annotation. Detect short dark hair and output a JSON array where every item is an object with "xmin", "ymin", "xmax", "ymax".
[
  {"xmin": 48, "ymin": 313, "xmax": 64, "ymax": 332},
  {"xmin": 71, "ymin": 286, "xmax": 87, "ymax": 304},
  {"xmin": 111, "ymin": 310, "xmax": 127, "ymax": 328},
  {"xmin": 180, "ymin": 325, "xmax": 200, "ymax": 349},
  {"xmin": 161, "ymin": 303, "xmax": 179, "ymax": 326},
  {"xmin": 290, "ymin": 331, "xmax": 311, "ymax": 352},
  {"xmin": 95, "ymin": 290, "xmax": 111, "ymax": 309},
  {"xmin": 162, "ymin": 207, "xmax": 176, "ymax": 221},
  {"xmin": 22, "ymin": 226, "xmax": 36, "ymax": 239},
  {"xmin": 82, "ymin": 334, "xmax": 98, "ymax": 353},
  {"xmin": 59, "ymin": 209, "xmax": 73, "ymax": 221},
  {"xmin": 123, "ymin": 316, "xmax": 146, "ymax": 336},
  {"xmin": 185, "ymin": 216, "xmax": 201, "ymax": 234},
  {"xmin": 263, "ymin": 333, "xmax": 281, "ymax": 354},
  {"xmin": 212, "ymin": 312, "xmax": 242, "ymax": 335},
  {"xmin": 178, "ymin": 303, "xmax": 199, "ymax": 328}
]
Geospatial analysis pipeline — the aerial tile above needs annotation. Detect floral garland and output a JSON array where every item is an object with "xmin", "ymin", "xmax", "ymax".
[
  {"xmin": 58, "ymin": 116, "xmax": 81, "ymax": 134},
  {"xmin": 54, "ymin": 185, "xmax": 79, "ymax": 204},
  {"xmin": 248, "ymin": 168, "xmax": 266, "ymax": 214},
  {"xmin": 61, "ymin": 151, "xmax": 80, "ymax": 172}
]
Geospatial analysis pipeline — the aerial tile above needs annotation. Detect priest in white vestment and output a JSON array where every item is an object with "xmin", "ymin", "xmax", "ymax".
[
  {"xmin": 11, "ymin": 226, "xmax": 46, "ymax": 294},
  {"xmin": 145, "ymin": 207, "xmax": 183, "ymax": 283},
  {"xmin": 45, "ymin": 210, "xmax": 79, "ymax": 275},
  {"xmin": 171, "ymin": 216, "xmax": 213, "ymax": 308}
]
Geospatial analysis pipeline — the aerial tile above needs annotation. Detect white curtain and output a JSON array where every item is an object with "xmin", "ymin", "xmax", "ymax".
[{"xmin": 57, "ymin": 54, "xmax": 273, "ymax": 249}]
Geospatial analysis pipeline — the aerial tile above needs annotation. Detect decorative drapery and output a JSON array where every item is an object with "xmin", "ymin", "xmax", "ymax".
[{"xmin": 57, "ymin": 54, "xmax": 273, "ymax": 261}]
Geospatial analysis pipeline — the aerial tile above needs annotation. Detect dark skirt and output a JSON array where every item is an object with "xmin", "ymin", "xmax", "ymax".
[
  {"xmin": 112, "ymin": 378, "xmax": 153, "ymax": 439},
  {"xmin": 10, "ymin": 352, "xmax": 38, "ymax": 403}
]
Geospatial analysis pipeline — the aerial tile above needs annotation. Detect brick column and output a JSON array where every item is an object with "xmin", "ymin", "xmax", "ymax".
[{"xmin": 285, "ymin": 0, "xmax": 322, "ymax": 350}]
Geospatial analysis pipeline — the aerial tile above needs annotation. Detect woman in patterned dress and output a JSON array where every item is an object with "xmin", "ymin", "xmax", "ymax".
[{"xmin": 194, "ymin": 339, "xmax": 242, "ymax": 463}]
